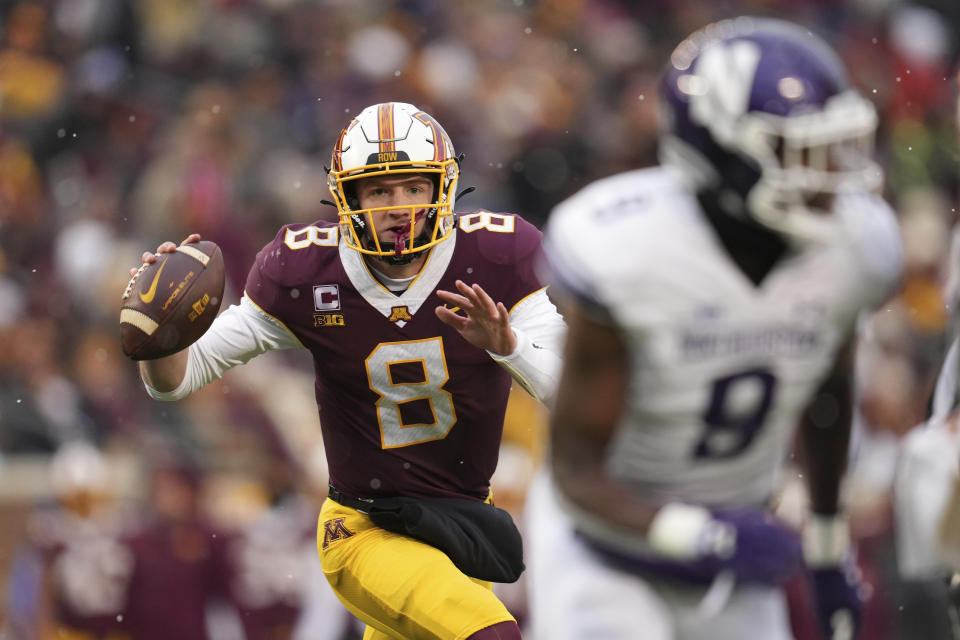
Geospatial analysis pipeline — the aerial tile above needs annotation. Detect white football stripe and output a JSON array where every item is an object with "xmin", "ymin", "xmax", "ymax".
[
  {"xmin": 120, "ymin": 308, "xmax": 159, "ymax": 335},
  {"xmin": 176, "ymin": 245, "xmax": 210, "ymax": 266}
]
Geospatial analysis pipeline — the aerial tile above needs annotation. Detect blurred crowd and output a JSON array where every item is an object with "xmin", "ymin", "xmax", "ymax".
[{"xmin": 0, "ymin": 0, "xmax": 959, "ymax": 638}]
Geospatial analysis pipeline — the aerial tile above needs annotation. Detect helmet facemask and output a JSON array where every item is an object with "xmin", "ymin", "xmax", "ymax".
[
  {"xmin": 331, "ymin": 160, "xmax": 459, "ymax": 265},
  {"xmin": 327, "ymin": 103, "xmax": 460, "ymax": 264},
  {"xmin": 738, "ymin": 91, "xmax": 882, "ymax": 243}
]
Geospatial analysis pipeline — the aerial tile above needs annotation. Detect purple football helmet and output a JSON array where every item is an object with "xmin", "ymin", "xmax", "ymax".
[{"xmin": 659, "ymin": 17, "xmax": 881, "ymax": 243}]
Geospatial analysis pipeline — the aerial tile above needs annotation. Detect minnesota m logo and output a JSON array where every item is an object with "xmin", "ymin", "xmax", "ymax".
[
  {"xmin": 322, "ymin": 517, "xmax": 355, "ymax": 549},
  {"xmin": 388, "ymin": 306, "xmax": 413, "ymax": 323}
]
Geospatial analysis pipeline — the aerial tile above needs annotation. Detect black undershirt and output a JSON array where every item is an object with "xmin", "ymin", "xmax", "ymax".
[{"xmin": 697, "ymin": 191, "xmax": 789, "ymax": 287}]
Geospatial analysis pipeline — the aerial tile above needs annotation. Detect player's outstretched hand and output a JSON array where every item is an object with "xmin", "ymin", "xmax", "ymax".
[
  {"xmin": 435, "ymin": 280, "xmax": 517, "ymax": 356},
  {"xmin": 128, "ymin": 233, "xmax": 202, "ymax": 277}
]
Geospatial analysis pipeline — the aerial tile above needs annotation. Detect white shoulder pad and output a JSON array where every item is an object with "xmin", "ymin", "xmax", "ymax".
[
  {"xmin": 838, "ymin": 192, "xmax": 904, "ymax": 308},
  {"xmin": 544, "ymin": 167, "xmax": 692, "ymax": 304}
]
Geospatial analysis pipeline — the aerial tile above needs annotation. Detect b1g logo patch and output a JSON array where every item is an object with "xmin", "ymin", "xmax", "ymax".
[
  {"xmin": 321, "ymin": 517, "xmax": 355, "ymax": 549},
  {"xmin": 314, "ymin": 313, "xmax": 345, "ymax": 327}
]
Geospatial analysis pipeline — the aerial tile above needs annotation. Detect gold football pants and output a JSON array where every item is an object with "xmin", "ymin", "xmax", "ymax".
[{"xmin": 317, "ymin": 497, "xmax": 516, "ymax": 640}]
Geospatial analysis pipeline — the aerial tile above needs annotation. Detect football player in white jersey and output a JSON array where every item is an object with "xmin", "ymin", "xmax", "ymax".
[
  {"xmin": 526, "ymin": 17, "xmax": 902, "ymax": 640},
  {"xmin": 894, "ymin": 221, "xmax": 960, "ymax": 635}
]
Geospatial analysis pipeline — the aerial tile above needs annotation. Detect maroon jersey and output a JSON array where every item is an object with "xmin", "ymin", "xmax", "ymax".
[
  {"xmin": 245, "ymin": 212, "xmax": 545, "ymax": 501},
  {"xmin": 27, "ymin": 506, "xmax": 136, "ymax": 637},
  {"xmin": 228, "ymin": 497, "xmax": 317, "ymax": 638},
  {"xmin": 123, "ymin": 520, "xmax": 232, "ymax": 640}
]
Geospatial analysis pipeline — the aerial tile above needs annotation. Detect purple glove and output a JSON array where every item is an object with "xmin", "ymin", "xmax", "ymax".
[
  {"xmin": 809, "ymin": 561, "xmax": 865, "ymax": 640},
  {"xmin": 703, "ymin": 509, "xmax": 804, "ymax": 585}
]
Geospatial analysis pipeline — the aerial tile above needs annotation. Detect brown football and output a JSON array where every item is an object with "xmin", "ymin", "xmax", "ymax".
[{"xmin": 119, "ymin": 241, "xmax": 225, "ymax": 361}]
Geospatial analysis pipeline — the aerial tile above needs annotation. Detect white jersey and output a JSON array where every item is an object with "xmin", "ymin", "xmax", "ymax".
[
  {"xmin": 893, "ymin": 225, "xmax": 960, "ymax": 576},
  {"xmin": 894, "ymin": 336, "xmax": 960, "ymax": 576},
  {"xmin": 545, "ymin": 167, "xmax": 902, "ymax": 508},
  {"xmin": 930, "ymin": 338, "xmax": 960, "ymax": 423}
]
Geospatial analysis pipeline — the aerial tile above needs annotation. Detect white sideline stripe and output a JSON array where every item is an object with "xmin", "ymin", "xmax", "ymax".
[
  {"xmin": 176, "ymin": 245, "xmax": 210, "ymax": 266},
  {"xmin": 120, "ymin": 309, "xmax": 159, "ymax": 335}
]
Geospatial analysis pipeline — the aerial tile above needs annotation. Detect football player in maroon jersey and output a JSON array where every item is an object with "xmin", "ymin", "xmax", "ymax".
[
  {"xmin": 130, "ymin": 102, "xmax": 565, "ymax": 639},
  {"xmin": 18, "ymin": 442, "xmax": 135, "ymax": 640}
]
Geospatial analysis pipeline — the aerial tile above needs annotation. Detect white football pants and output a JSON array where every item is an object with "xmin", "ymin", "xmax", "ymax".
[{"xmin": 524, "ymin": 471, "xmax": 794, "ymax": 640}]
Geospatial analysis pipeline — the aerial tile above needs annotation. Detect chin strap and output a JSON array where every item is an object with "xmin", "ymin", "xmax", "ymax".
[{"xmin": 376, "ymin": 253, "xmax": 419, "ymax": 266}]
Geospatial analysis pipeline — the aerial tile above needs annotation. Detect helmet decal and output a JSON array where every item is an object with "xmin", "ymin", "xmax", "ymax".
[
  {"xmin": 687, "ymin": 40, "xmax": 762, "ymax": 136},
  {"xmin": 412, "ymin": 110, "xmax": 451, "ymax": 162}
]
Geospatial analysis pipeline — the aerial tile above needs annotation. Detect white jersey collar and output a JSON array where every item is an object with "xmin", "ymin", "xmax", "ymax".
[{"xmin": 339, "ymin": 231, "xmax": 457, "ymax": 326}]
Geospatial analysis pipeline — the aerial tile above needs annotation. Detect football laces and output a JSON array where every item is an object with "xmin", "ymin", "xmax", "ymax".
[{"xmin": 121, "ymin": 262, "xmax": 150, "ymax": 302}]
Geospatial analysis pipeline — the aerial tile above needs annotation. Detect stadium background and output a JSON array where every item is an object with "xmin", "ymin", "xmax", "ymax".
[{"xmin": 0, "ymin": 0, "xmax": 958, "ymax": 637}]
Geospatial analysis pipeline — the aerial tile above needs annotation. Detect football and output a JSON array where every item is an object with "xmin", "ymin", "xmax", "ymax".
[{"xmin": 120, "ymin": 241, "xmax": 225, "ymax": 361}]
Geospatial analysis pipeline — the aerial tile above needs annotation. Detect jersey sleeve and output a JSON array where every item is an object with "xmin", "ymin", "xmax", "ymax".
[
  {"xmin": 541, "ymin": 235, "xmax": 613, "ymax": 322},
  {"xmin": 472, "ymin": 213, "xmax": 551, "ymax": 309},
  {"xmin": 243, "ymin": 220, "xmax": 340, "ymax": 314},
  {"xmin": 842, "ymin": 192, "xmax": 904, "ymax": 310},
  {"xmin": 540, "ymin": 186, "xmax": 621, "ymax": 322},
  {"xmin": 489, "ymin": 288, "xmax": 566, "ymax": 406},
  {"xmin": 244, "ymin": 224, "xmax": 299, "ymax": 314},
  {"xmin": 459, "ymin": 212, "xmax": 566, "ymax": 405},
  {"xmin": 929, "ymin": 337, "xmax": 960, "ymax": 425},
  {"xmin": 143, "ymin": 296, "xmax": 301, "ymax": 401}
]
